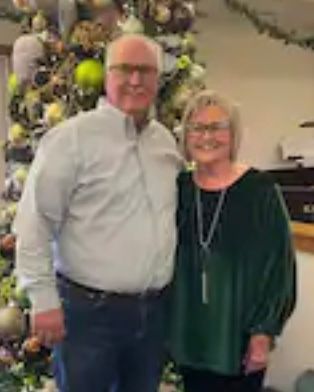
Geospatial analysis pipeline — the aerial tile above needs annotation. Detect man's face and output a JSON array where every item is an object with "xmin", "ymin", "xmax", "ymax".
[{"xmin": 106, "ymin": 39, "xmax": 159, "ymax": 119}]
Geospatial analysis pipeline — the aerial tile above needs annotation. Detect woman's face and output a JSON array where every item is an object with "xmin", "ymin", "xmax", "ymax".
[{"xmin": 185, "ymin": 104, "xmax": 232, "ymax": 166}]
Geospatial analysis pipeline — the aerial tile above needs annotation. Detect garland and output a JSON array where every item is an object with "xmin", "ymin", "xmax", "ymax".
[{"xmin": 224, "ymin": 0, "xmax": 314, "ymax": 50}]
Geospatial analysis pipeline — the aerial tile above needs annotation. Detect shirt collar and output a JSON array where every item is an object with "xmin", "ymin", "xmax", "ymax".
[{"xmin": 97, "ymin": 96, "xmax": 156, "ymax": 135}]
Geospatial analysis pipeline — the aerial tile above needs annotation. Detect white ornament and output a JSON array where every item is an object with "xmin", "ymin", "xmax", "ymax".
[
  {"xmin": 190, "ymin": 63, "xmax": 206, "ymax": 82},
  {"xmin": 120, "ymin": 14, "xmax": 144, "ymax": 34},
  {"xmin": 12, "ymin": 34, "xmax": 44, "ymax": 83}
]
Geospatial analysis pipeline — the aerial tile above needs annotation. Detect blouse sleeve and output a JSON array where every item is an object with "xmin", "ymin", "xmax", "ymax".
[{"xmin": 247, "ymin": 183, "xmax": 297, "ymax": 337}]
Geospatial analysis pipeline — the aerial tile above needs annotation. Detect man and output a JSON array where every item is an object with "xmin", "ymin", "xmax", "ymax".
[{"xmin": 14, "ymin": 34, "xmax": 182, "ymax": 392}]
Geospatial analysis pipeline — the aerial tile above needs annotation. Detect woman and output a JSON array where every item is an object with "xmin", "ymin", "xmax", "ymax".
[{"xmin": 169, "ymin": 90, "xmax": 296, "ymax": 392}]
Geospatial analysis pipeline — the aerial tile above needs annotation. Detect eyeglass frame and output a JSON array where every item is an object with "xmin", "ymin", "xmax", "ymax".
[
  {"xmin": 108, "ymin": 63, "xmax": 158, "ymax": 79},
  {"xmin": 186, "ymin": 120, "xmax": 231, "ymax": 135}
]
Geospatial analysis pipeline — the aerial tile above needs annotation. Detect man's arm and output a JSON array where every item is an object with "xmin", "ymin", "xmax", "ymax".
[{"xmin": 14, "ymin": 122, "xmax": 80, "ymax": 344}]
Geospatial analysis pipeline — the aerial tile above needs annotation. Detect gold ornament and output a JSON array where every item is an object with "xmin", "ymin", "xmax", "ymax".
[
  {"xmin": 22, "ymin": 336, "xmax": 41, "ymax": 354},
  {"xmin": 0, "ymin": 305, "xmax": 26, "ymax": 340},
  {"xmin": 71, "ymin": 20, "xmax": 113, "ymax": 51},
  {"xmin": 153, "ymin": 4, "xmax": 171, "ymax": 25},
  {"xmin": 44, "ymin": 101, "xmax": 65, "ymax": 127},
  {"xmin": 9, "ymin": 123, "xmax": 27, "ymax": 145}
]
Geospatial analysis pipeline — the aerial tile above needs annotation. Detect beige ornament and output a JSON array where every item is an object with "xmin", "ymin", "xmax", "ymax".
[{"xmin": 0, "ymin": 305, "xmax": 26, "ymax": 340}]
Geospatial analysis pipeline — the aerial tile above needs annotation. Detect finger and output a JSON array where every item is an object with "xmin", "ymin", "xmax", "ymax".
[{"xmin": 245, "ymin": 359, "xmax": 267, "ymax": 374}]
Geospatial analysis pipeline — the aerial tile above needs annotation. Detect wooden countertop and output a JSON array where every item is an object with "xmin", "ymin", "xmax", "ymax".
[{"xmin": 291, "ymin": 222, "xmax": 314, "ymax": 254}]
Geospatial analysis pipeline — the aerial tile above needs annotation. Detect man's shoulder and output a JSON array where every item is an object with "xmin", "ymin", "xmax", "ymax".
[{"xmin": 149, "ymin": 120, "xmax": 177, "ymax": 146}]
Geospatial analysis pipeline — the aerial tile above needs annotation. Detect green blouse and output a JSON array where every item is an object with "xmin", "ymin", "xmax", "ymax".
[{"xmin": 168, "ymin": 168, "xmax": 296, "ymax": 375}]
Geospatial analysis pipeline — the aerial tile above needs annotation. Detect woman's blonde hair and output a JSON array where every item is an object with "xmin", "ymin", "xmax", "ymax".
[{"xmin": 180, "ymin": 90, "xmax": 242, "ymax": 162}]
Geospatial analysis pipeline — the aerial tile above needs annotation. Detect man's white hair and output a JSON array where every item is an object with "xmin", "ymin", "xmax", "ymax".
[{"xmin": 106, "ymin": 34, "xmax": 163, "ymax": 74}]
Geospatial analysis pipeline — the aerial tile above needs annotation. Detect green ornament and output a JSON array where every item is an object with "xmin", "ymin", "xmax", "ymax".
[
  {"xmin": 74, "ymin": 59, "xmax": 104, "ymax": 92},
  {"xmin": 176, "ymin": 55, "xmax": 192, "ymax": 70}
]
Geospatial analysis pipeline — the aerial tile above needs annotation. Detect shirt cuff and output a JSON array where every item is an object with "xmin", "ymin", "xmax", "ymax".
[{"xmin": 28, "ymin": 286, "xmax": 61, "ymax": 314}]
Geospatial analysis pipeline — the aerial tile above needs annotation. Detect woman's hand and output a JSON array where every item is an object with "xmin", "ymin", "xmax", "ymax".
[{"xmin": 243, "ymin": 334, "xmax": 271, "ymax": 374}]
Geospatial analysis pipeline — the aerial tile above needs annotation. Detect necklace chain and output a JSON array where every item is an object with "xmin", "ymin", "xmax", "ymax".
[{"xmin": 195, "ymin": 186, "xmax": 227, "ymax": 252}]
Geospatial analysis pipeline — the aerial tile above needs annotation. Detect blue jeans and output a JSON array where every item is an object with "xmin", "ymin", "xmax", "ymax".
[{"xmin": 53, "ymin": 276, "xmax": 168, "ymax": 392}]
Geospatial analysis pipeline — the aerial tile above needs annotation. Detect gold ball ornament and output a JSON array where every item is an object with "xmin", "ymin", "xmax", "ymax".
[
  {"xmin": 14, "ymin": 166, "xmax": 29, "ymax": 184},
  {"xmin": 9, "ymin": 123, "xmax": 27, "ymax": 144},
  {"xmin": 0, "ymin": 305, "xmax": 26, "ymax": 340},
  {"xmin": 153, "ymin": 4, "xmax": 172, "ymax": 25},
  {"xmin": 22, "ymin": 336, "xmax": 41, "ymax": 354},
  {"xmin": 44, "ymin": 101, "xmax": 65, "ymax": 127},
  {"xmin": 74, "ymin": 59, "xmax": 104, "ymax": 92},
  {"xmin": 6, "ymin": 203, "xmax": 18, "ymax": 221}
]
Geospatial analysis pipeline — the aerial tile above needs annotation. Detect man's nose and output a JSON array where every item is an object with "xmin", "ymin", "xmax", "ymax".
[{"xmin": 128, "ymin": 70, "xmax": 142, "ymax": 85}]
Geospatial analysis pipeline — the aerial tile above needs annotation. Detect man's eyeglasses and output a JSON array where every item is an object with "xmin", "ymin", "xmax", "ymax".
[
  {"xmin": 187, "ymin": 121, "xmax": 230, "ymax": 135},
  {"xmin": 109, "ymin": 63, "xmax": 158, "ymax": 78}
]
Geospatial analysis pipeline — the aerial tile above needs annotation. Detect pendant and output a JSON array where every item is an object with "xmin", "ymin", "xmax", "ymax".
[
  {"xmin": 201, "ymin": 269, "xmax": 209, "ymax": 304},
  {"xmin": 200, "ymin": 247, "xmax": 210, "ymax": 304}
]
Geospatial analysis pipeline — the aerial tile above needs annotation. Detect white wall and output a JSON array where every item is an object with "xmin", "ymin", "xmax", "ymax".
[
  {"xmin": 0, "ymin": 21, "xmax": 19, "ymax": 46},
  {"xmin": 196, "ymin": 1, "xmax": 314, "ymax": 390},
  {"xmin": 196, "ymin": 0, "xmax": 314, "ymax": 169}
]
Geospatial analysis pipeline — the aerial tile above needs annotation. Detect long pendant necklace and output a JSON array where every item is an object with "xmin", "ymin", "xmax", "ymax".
[{"xmin": 195, "ymin": 186, "xmax": 227, "ymax": 304}]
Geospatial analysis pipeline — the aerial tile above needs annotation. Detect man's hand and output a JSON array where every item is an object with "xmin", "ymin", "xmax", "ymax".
[
  {"xmin": 243, "ymin": 334, "xmax": 271, "ymax": 374},
  {"xmin": 31, "ymin": 308, "xmax": 66, "ymax": 347}
]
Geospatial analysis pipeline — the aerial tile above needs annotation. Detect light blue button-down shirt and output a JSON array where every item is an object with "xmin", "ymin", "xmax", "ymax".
[{"xmin": 14, "ymin": 102, "xmax": 182, "ymax": 313}]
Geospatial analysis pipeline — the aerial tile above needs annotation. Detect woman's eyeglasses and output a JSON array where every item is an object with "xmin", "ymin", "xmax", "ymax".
[{"xmin": 187, "ymin": 121, "xmax": 230, "ymax": 135}]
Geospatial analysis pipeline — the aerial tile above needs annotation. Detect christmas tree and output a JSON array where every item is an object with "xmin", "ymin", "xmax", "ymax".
[{"xmin": 0, "ymin": 1, "xmax": 205, "ymax": 390}]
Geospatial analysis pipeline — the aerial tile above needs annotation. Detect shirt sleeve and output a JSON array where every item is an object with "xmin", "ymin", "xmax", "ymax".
[
  {"xmin": 246, "ymin": 183, "xmax": 297, "ymax": 337},
  {"xmin": 14, "ymin": 123, "xmax": 80, "ymax": 313}
]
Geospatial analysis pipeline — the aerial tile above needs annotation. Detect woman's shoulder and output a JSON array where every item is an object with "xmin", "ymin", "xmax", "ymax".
[{"xmin": 239, "ymin": 167, "xmax": 277, "ymax": 193}]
